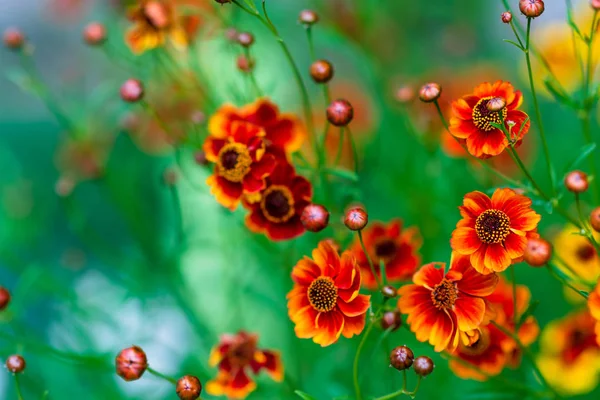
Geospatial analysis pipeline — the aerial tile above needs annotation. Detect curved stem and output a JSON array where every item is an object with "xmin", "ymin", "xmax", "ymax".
[
  {"xmin": 358, "ymin": 230, "xmax": 381, "ymax": 288},
  {"xmin": 353, "ymin": 320, "xmax": 375, "ymax": 400},
  {"xmin": 147, "ymin": 367, "xmax": 178, "ymax": 385},
  {"xmin": 14, "ymin": 374, "xmax": 24, "ymax": 400},
  {"xmin": 546, "ymin": 263, "xmax": 589, "ymax": 299}
]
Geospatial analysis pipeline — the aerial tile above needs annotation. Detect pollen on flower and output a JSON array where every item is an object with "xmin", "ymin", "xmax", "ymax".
[
  {"xmin": 472, "ymin": 96, "xmax": 508, "ymax": 131},
  {"xmin": 260, "ymin": 185, "xmax": 295, "ymax": 223},
  {"xmin": 475, "ymin": 209, "xmax": 511, "ymax": 244},
  {"xmin": 307, "ymin": 277, "xmax": 338, "ymax": 312},
  {"xmin": 216, "ymin": 143, "xmax": 252, "ymax": 182},
  {"xmin": 430, "ymin": 279, "xmax": 458, "ymax": 310}
]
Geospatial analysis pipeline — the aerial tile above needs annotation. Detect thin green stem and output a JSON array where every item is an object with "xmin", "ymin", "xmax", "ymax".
[
  {"xmin": 353, "ymin": 320, "xmax": 375, "ymax": 400},
  {"xmin": 243, "ymin": 47, "xmax": 262, "ymax": 97},
  {"xmin": 358, "ymin": 230, "xmax": 381, "ymax": 288},
  {"xmin": 347, "ymin": 126, "xmax": 360, "ymax": 173},
  {"xmin": 147, "ymin": 367, "xmax": 178, "ymax": 385},
  {"xmin": 509, "ymin": 20, "xmax": 525, "ymax": 49},
  {"xmin": 546, "ymin": 264, "xmax": 589, "ymax": 300},
  {"xmin": 372, "ymin": 376, "xmax": 423, "ymax": 400},
  {"xmin": 14, "ymin": 374, "xmax": 24, "ymax": 400},
  {"xmin": 305, "ymin": 27, "xmax": 316, "ymax": 60}
]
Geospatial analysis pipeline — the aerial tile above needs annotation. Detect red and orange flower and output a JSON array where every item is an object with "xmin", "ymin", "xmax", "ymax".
[
  {"xmin": 398, "ymin": 253, "xmax": 498, "ymax": 352},
  {"xmin": 209, "ymin": 99, "xmax": 306, "ymax": 155},
  {"xmin": 588, "ymin": 279, "xmax": 600, "ymax": 346},
  {"xmin": 206, "ymin": 331, "xmax": 283, "ymax": 399},
  {"xmin": 451, "ymin": 188, "xmax": 541, "ymax": 275},
  {"xmin": 203, "ymin": 121, "xmax": 276, "ymax": 210},
  {"xmin": 449, "ymin": 277, "xmax": 539, "ymax": 380},
  {"xmin": 125, "ymin": 0, "xmax": 200, "ymax": 54},
  {"xmin": 348, "ymin": 219, "xmax": 422, "ymax": 289},
  {"xmin": 243, "ymin": 160, "xmax": 312, "ymax": 241},
  {"xmin": 287, "ymin": 241, "xmax": 371, "ymax": 347},
  {"xmin": 449, "ymin": 80, "xmax": 530, "ymax": 158}
]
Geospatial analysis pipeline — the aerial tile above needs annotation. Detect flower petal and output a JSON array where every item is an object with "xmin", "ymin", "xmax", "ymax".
[
  {"xmin": 413, "ymin": 263, "xmax": 445, "ymax": 289},
  {"xmin": 453, "ymin": 296, "xmax": 485, "ymax": 331}
]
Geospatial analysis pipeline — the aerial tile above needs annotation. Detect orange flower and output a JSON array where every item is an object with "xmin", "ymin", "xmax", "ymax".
[
  {"xmin": 209, "ymin": 99, "xmax": 306, "ymax": 155},
  {"xmin": 449, "ymin": 277, "xmax": 539, "ymax": 380},
  {"xmin": 203, "ymin": 121, "xmax": 276, "ymax": 210},
  {"xmin": 588, "ymin": 280, "xmax": 600, "ymax": 346},
  {"xmin": 243, "ymin": 160, "xmax": 312, "ymax": 241},
  {"xmin": 451, "ymin": 188, "xmax": 541, "ymax": 275},
  {"xmin": 206, "ymin": 331, "xmax": 283, "ymax": 399},
  {"xmin": 397, "ymin": 253, "xmax": 498, "ymax": 352},
  {"xmin": 287, "ymin": 241, "xmax": 371, "ymax": 346},
  {"xmin": 449, "ymin": 81, "xmax": 530, "ymax": 158},
  {"xmin": 125, "ymin": 0, "xmax": 200, "ymax": 54},
  {"xmin": 56, "ymin": 134, "xmax": 113, "ymax": 182},
  {"xmin": 348, "ymin": 219, "xmax": 422, "ymax": 289}
]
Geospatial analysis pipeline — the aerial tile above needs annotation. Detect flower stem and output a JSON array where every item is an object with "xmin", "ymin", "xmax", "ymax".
[
  {"xmin": 353, "ymin": 320, "xmax": 375, "ymax": 400},
  {"xmin": 546, "ymin": 263, "xmax": 589, "ymax": 300},
  {"xmin": 372, "ymin": 376, "xmax": 422, "ymax": 400},
  {"xmin": 346, "ymin": 126, "xmax": 360, "ymax": 173},
  {"xmin": 147, "ymin": 367, "xmax": 178, "ymax": 385},
  {"xmin": 14, "ymin": 374, "xmax": 24, "ymax": 400},
  {"xmin": 358, "ymin": 230, "xmax": 381, "ymax": 288}
]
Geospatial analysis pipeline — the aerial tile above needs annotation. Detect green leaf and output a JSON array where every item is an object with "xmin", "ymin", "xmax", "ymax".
[
  {"xmin": 543, "ymin": 78, "xmax": 579, "ymax": 109},
  {"xmin": 324, "ymin": 168, "xmax": 359, "ymax": 182},
  {"xmin": 295, "ymin": 390, "xmax": 319, "ymax": 400},
  {"xmin": 562, "ymin": 143, "xmax": 597, "ymax": 174},
  {"xmin": 502, "ymin": 39, "xmax": 524, "ymax": 51},
  {"xmin": 517, "ymin": 300, "xmax": 539, "ymax": 328}
]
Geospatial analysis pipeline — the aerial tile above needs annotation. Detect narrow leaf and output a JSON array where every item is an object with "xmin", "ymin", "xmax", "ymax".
[
  {"xmin": 295, "ymin": 390, "xmax": 319, "ymax": 400},
  {"xmin": 324, "ymin": 168, "xmax": 359, "ymax": 182}
]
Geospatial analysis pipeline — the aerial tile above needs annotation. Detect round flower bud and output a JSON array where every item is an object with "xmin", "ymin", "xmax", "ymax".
[
  {"xmin": 327, "ymin": 99, "xmax": 354, "ymax": 127},
  {"xmin": 301, "ymin": 204, "xmax": 330, "ymax": 233},
  {"xmin": 381, "ymin": 285, "xmax": 397, "ymax": 298},
  {"xmin": 163, "ymin": 168, "xmax": 178, "ymax": 186},
  {"xmin": 390, "ymin": 346, "xmax": 414, "ymax": 370},
  {"xmin": 413, "ymin": 356, "xmax": 434, "ymax": 377},
  {"xmin": 0, "ymin": 287, "xmax": 10, "ymax": 311},
  {"xmin": 190, "ymin": 110, "xmax": 205, "ymax": 124},
  {"xmin": 224, "ymin": 28, "xmax": 238, "ymax": 42},
  {"xmin": 83, "ymin": 22, "xmax": 107, "ymax": 46},
  {"xmin": 523, "ymin": 238, "xmax": 552, "ymax": 267},
  {"xmin": 501, "ymin": 11, "xmax": 513, "ymax": 24},
  {"xmin": 486, "ymin": 97, "xmax": 506, "ymax": 112},
  {"xmin": 344, "ymin": 206, "xmax": 368, "ymax": 231},
  {"xmin": 6, "ymin": 355, "xmax": 25, "ymax": 374},
  {"xmin": 194, "ymin": 150, "xmax": 208, "ymax": 165},
  {"xmin": 237, "ymin": 32, "xmax": 254, "ymax": 47},
  {"xmin": 590, "ymin": 207, "xmax": 600, "ymax": 233},
  {"xmin": 394, "ymin": 85, "xmax": 415, "ymax": 104},
  {"xmin": 381, "ymin": 311, "xmax": 402, "ymax": 332},
  {"xmin": 418, "ymin": 83, "xmax": 441, "ymax": 103},
  {"xmin": 3, "ymin": 28, "xmax": 25, "ymax": 50},
  {"xmin": 565, "ymin": 170, "xmax": 589, "ymax": 193},
  {"xmin": 176, "ymin": 375, "xmax": 202, "ymax": 400},
  {"xmin": 299, "ymin": 10, "xmax": 319, "ymax": 25},
  {"xmin": 120, "ymin": 79, "xmax": 144, "ymax": 103},
  {"xmin": 520, "ymin": 0, "xmax": 545, "ymax": 18},
  {"xmin": 236, "ymin": 55, "xmax": 254, "ymax": 73},
  {"xmin": 592, "ymin": 0, "xmax": 600, "ymax": 10},
  {"xmin": 116, "ymin": 346, "xmax": 148, "ymax": 381},
  {"xmin": 310, "ymin": 60, "xmax": 334, "ymax": 84}
]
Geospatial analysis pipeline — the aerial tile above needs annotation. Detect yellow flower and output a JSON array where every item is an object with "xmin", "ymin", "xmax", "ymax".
[{"xmin": 554, "ymin": 225, "xmax": 600, "ymax": 283}]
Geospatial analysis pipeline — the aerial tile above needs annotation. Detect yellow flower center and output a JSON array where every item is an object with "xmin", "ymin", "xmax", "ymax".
[
  {"xmin": 260, "ymin": 185, "xmax": 295, "ymax": 223},
  {"xmin": 430, "ymin": 279, "xmax": 458, "ymax": 310},
  {"xmin": 472, "ymin": 96, "xmax": 508, "ymax": 132},
  {"xmin": 308, "ymin": 277, "xmax": 338, "ymax": 312},
  {"xmin": 475, "ymin": 209, "xmax": 511, "ymax": 244},
  {"xmin": 217, "ymin": 143, "xmax": 252, "ymax": 183}
]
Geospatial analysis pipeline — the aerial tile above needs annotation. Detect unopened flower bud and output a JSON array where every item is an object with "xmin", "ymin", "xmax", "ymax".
[
  {"xmin": 413, "ymin": 356, "xmax": 434, "ymax": 377},
  {"xmin": 194, "ymin": 150, "xmax": 208, "ymax": 165},
  {"xmin": 299, "ymin": 10, "xmax": 319, "ymax": 25},
  {"xmin": 565, "ymin": 170, "xmax": 589, "ymax": 193},
  {"xmin": 327, "ymin": 99, "xmax": 354, "ymax": 127},
  {"xmin": 310, "ymin": 60, "xmax": 334, "ymax": 84},
  {"xmin": 301, "ymin": 204, "xmax": 330, "ymax": 233},
  {"xmin": 214, "ymin": 0, "xmax": 231, "ymax": 4},
  {"xmin": 520, "ymin": 0, "xmax": 545, "ymax": 18},
  {"xmin": 120, "ymin": 79, "xmax": 144, "ymax": 103},
  {"xmin": 394, "ymin": 85, "xmax": 415, "ymax": 104},
  {"xmin": 381, "ymin": 285, "xmax": 397, "ymax": 298},
  {"xmin": 593, "ymin": 0, "xmax": 600, "ymax": 10},
  {"xmin": 0, "ymin": 287, "xmax": 10, "ymax": 311},
  {"xmin": 6, "ymin": 355, "xmax": 25, "ymax": 374},
  {"xmin": 83, "ymin": 22, "xmax": 107, "ymax": 46},
  {"xmin": 501, "ymin": 11, "xmax": 513, "ymax": 23},
  {"xmin": 523, "ymin": 238, "xmax": 552, "ymax": 267},
  {"xmin": 116, "ymin": 346, "xmax": 148, "ymax": 381},
  {"xmin": 237, "ymin": 32, "xmax": 254, "ymax": 47},
  {"xmin": 344, "ymin": 206, "xmax": 368, "ymax": 231},
  {"xmin": 190, "ymin": 110, "xmax": 205, "ymax": 124},
  {"xmin": 418, "ymin": 83, "xmax": 441, "ymax": 103},
  {"xmin": 176, "ymin": 375, "xmax": 202, "ymax": 400},
  {"xmin": 590, "ymin": 207, "xmax": 600, "ymax": 233},
  {"xmin": 390, "ymin": 346, "xmax": 414, "ymax": 370},
  {"xmin": 381, "ymin": 311, "xmax": 402, "ymax": 332},
  {"xmin": 224, "ymin": 28, "xmax": 238, "ymax": 42},
  {"xmin": 3, "ymin": 28, "xmax": 25, "ymax": 50},
  {"xmin": 487, "ymin": 97, "xmax": 506, "ymax": 112},
  {"xmin": 236, "ymin": 55, "xmax": 254, "ymax": 73},
  {"xmin": 163, "ymin": 168, "xmax": 178, "ymax": 186}
]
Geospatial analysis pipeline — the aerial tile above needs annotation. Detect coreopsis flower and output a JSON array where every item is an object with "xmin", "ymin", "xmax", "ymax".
[
  {"xmin": 125, "ymin": 0, "xmax": 200, "ymax": 54},
  {"xmin": 243, "ymin": 160, "xmax": 312, "ymax": 241},
  {"xmin": 209, "ymin": 99, "xmax": 306, "ymax": 155},
  {"xmin": 537, "ymin": 310, "xmax": 600, "ymax": 396},
  {"xmin": 55, "ymin": 134, "xmax": 114, "ymax": 183},
  {"xmin": 554, "ymin": 225, "xmax": 600, "ymax": 285},
  {"xmin": 348, "ymin": 219, "xmax": 422, "ymax": 289},
  {"xmin": 451, "ymin": 188, "xmax": 541, "ymax": 275},
  {"xmin": 588, "ymin": 280, "xmax": 600, "ymax": 346},
  {"xmin": 397, "ymin": 253, "xmax": 499, "ymax": 352},
  {"xmin": 203, "ymin": 121, "xmax": 276, "ymax": 210},
  {"xmin": 287, "ymin": 241, "xmax": 371, "ymax": 346},
  {"xmin": 206, "ymin": 331, "xmax": 282, "ymax": 399},
  {"xmin": 449, "ymin": 81, "xmax": 530, "ymax": 158},
  {"xmin": 449, "ymin": 277, "xmax": 539, "ymax": 380}
]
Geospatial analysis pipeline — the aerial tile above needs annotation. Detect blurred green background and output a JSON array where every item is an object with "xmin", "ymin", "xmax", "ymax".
[{"xmin": 1, "ymin": 0, "xmax": 599, "ymax": 399}]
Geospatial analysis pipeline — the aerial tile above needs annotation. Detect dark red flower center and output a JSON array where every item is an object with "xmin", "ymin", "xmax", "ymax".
[
  {"xmin": 562, "ymin": 328, "xmax": 598, "ymax": 364},
  {"xmin": 472, "ymin": 96, "xmax": 508, "ymax": 132},
  {"xmin": 228, "ymin": 341, "xmax": 256, "ymax": 367},
  {"xmin": 576, "ymin": 244, "xmax": 596, "ymax": 262},
  {"xmin": 217, "ymin": 143, "xmax": 252, "ymax": 182},
  {"xmin": 475, "ymin": 209, "xmax": 511, "ymax": 244},
  {"xmin": 307, "ymin": 277, "xmax": 338, "ymax": 312},
  {"xmin": 375, "ymin": 239, "xmax": 397, "ymax": 262},
  {"xmin": 460, "ymin": 329, "xmax": 491, "ymax": 356},
  {"xmin": 431, "ymin": 279, "xmax": 458, "ymax": 310},
  {"xmin": 260, "ymin": 185, "xmax": 295, "ymax": 223}
]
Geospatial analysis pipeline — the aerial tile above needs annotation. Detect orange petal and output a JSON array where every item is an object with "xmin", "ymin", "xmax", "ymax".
[
  {"xmin": 413, "ymin": 263, "xmax": 445, "ymax": 289},
  {"xmin": 337, "ymin": 294, "xmax": 370, "ymax": 317},
  {"xmin": 454, "ymin": 296, "xmax": 485, "ymax": 331},
  {"xmin": 451, "ymin": 227, "xmax": 482, "ymax": 255},
  {"xmin": 484, "ymin": 243, "xmax": 512, "ymax": 273}
]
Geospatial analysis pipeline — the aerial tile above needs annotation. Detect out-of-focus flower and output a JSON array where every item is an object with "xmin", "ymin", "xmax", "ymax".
[
  {"xmin": 591, "ymin": 207, "xmax": 600, "ymax": 233},
  {"xmin": 55, "ymin": 134, "xmax": 114, "ymax": 183},
  {"xmin": 243, "ymin": 160, "xmax": 312, "ymax": 241},
  {"xmin": 449, "ymin": 81, "xmax": 530, "ymax": 158},
  {"xmin": 538, "ymin": 309, "xmax": 600, "ymax": 396},
  {"xmin": 0, "ymin": 287, "xmax": 10, "ymax": 311},
  {"xmin": 554, "ymin": 225, "xmax": 600, "ymax": 284},
  {"xmin": 287, "ymin": 241, "xmax": 371, "ymax": 346},
  {"xmin": 348, "ymin": 219, "xmax": 421, "ymax": 289},
  {"xmin": 589, "ymin": 279, "xmax": 600, "ymax": 345},
  {"xmin": 449, "ymin": 277, "xmax": 539, "ymax": 380},
  {"xmin": 206, "ymin": 331, "xmax": 282, "ymax": 399},
  {"xmin": 203, "ymin": 122, "xmax": 276, "ymax": 210},
  {"xmin": 125, "ymin": 0, "xmax": 200, "ymax": 54},
  {"xmin": 3, "ymin": 28, "xmax": 25, "ymax": 50},
  {"xmin": 398, "ymin": 253, "xmax": 499, "ymax": 352},
  {"xmin": 451, "ymin": 189, "xmax": 540, "ymax": 274}
]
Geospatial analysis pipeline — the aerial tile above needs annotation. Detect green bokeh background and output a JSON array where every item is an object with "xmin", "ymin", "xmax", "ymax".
[{"xmin": 0, "ymin": 0, "xmax": 598, "ymax": 399}]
